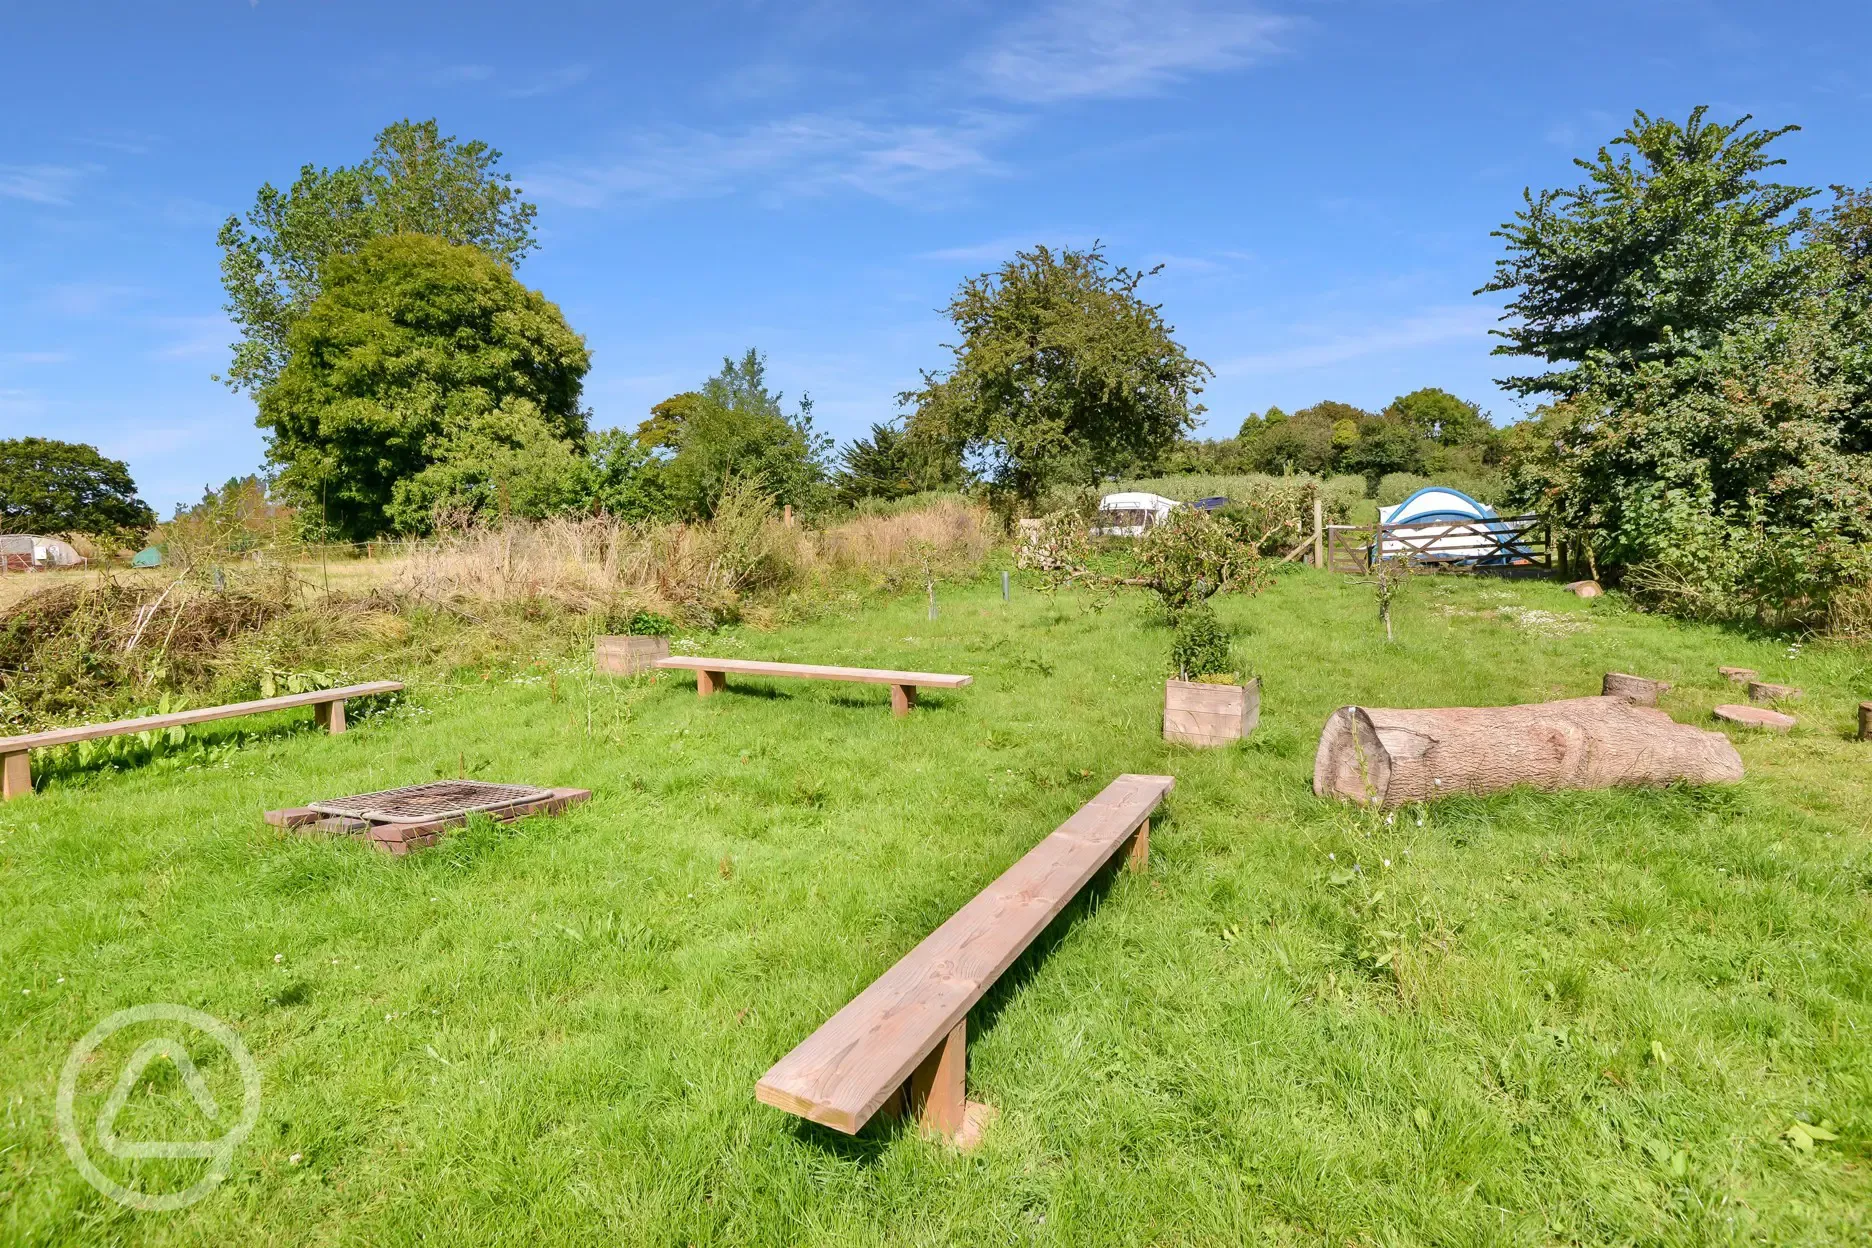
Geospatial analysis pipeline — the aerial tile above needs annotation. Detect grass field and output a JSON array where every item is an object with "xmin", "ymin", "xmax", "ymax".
[{"xmin": 1, "ymin": 570, "xmax": 1868, "ymax": 1245}]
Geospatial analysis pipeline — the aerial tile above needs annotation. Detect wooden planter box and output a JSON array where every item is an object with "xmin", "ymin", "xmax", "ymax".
[
  {"xmin": 595, "ymin": 635, "xmax": 670, "ymax": 675},
  {"xmin": 1163, "ymin": 678, "xmax": 1260, "ymax": 748}
]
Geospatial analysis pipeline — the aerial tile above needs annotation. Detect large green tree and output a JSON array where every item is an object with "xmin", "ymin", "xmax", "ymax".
[
  {"xmin": 0, "ymin": 438, "xmax": 155, "ymax": 536},
  {"xmin": 1480, "ymin": 108, "xmax": 1816, "ymax": 396},
  {"xmin": 218, "ymin": 119, "xmax": 538, "ymax": 396},
  {"xmin": 659, "ymin": 350, "xmax": 830, "ymax": 519},
  {"xmin": 256, "ymin": 233, "xmax": 590, "ymax": 539},
  {"xmin": 903, "ymin": 244, "xmax": 1211, "ymax": 506},
  {"xmin": 832, "ymin": 420, "xmax": 963, "ymax": 506}
]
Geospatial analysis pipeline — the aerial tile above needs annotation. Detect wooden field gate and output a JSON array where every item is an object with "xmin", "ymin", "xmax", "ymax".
[{"xmin": 1325, "ymin": 514, "xmax": 1552, "ymax": 577}]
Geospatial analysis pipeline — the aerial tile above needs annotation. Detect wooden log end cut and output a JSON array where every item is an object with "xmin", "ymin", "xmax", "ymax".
[
  {"xmin": 1565, "ymin": 580, "xmax": 1603, "ymax": 598},
  {"xmin": 1602, "ymin": 672, "xmax": 1671, "ymax": 706}
]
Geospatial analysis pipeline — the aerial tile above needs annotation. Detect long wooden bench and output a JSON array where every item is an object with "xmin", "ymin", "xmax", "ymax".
[
  {"xmin": 653, "ymin": 657, "xmax": 971, "ymax": 717},
  {"xmin": 755, "ymin": 773, "xmax": 1174, "ymax": 1144},
  {"xmin": 0, "ymin": 681, "xmax": 404, "ymax": 800}
]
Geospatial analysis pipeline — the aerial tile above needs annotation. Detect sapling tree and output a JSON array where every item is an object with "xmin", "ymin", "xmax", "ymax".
[{"xmin": 1361, "ymin": 554, "xmax": 1414, "ymax": 642}]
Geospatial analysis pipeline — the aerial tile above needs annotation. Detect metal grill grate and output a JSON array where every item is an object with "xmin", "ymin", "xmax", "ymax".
[{"xmin": 309, "ymin": 780, "xmax": 555, "ymax": 824}]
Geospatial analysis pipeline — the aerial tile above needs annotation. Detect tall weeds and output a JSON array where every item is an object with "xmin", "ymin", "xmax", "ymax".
[{"xmin": 0, "ymin": 499, "xmax": 999, "ymax": 728}]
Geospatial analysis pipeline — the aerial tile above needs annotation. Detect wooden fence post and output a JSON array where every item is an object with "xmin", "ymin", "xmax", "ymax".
[{"xmin": 1312, "ymin": 497, "xmax": 1324, "ymax": 568}]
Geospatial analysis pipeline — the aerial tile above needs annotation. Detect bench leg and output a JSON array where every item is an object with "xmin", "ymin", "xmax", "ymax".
[
  {"xmin": 696, "ymin": 670, "xmax": 726, "ymax": 698},
  {"xmin": 315, "ymin": 698, "xmax": 347, "ymax": 734},
  {"xmin": 1125, "ymin": 817, "xmax": 1149, "ymax": 873},
  {"xmin": 907, "ymin": 1019, "xmax": 967, "ymax": 1139},
  {"xmin": 891, "ymin": 684, "xmax": 917, "ymax": 716},
  {"xmin": 2, "ymin": 750, "xmax": 29, "ymax": 801}
]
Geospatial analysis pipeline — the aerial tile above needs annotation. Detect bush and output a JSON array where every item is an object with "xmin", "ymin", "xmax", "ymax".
[{"xmin": 1170, "ymin": 602, "xmax": 1236, "ymax": 680}]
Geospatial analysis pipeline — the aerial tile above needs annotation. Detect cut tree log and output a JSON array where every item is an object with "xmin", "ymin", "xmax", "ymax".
[
  {"xmin": 1718, "ymin": 666, "xmax": 1758, "ymax": 684},
  {"xmin": 1714, "ymin": 704, "xmax": 1796, "ymax": 733},
  {"xmin": 1859, "ymin": 701, "xmax": 1872, "ymax": 741},
  {"xmin": 1566, "ymin": 580, "xmax": 1603, "ymax": 598},
  {"xmin": 1602, "ymin": 672, "xmax": 1671, "ymax": 706},
  {"xmin": 1313, "ymin": 696, "xmax": 1743, "ymax": 808},
  {"xmin": 1747, "ymin": 681, "xmax": 1801, "ymax": 705}
]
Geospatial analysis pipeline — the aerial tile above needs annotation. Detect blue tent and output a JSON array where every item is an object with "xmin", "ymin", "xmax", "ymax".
[
  {"xmin": 131, "ymin": 545, "xmax": 163, "ymax": 568},
  {"xmin": 1374, "ymin": 487, "xmax": 1529, "ymax": 566}
]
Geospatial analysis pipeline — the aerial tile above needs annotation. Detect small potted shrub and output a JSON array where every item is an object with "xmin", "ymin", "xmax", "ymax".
[
  {"xmin": 1163, "ymin": 602, "xmax": 1259, "ymax": 747},
  {"xmin": 594, "ymin": 610, "xmax": 675, "ymax": 675}
]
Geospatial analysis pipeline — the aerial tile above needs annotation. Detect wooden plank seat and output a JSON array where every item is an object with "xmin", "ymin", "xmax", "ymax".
[
  {"xmin": 653, "ymin": 657, "xmax": 971, "ymax": 717},
  {"xmin": 0, "ymin": 681, "xmax": 404, "ymax": 800},
  {"xmin": 756, "ymin": 773, "xmax": 1174, "ymax": 1144}
]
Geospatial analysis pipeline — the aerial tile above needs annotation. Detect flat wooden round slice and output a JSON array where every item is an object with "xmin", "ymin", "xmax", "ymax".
[{"xmin": 1712, "ymin": 704, "xmax": 1795, "ymax": 733}]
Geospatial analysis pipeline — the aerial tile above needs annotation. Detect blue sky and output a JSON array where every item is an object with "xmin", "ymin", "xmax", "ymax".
[{"xmin": 2, "ymin": 1, "xmax": 1868, "ymax": 515}]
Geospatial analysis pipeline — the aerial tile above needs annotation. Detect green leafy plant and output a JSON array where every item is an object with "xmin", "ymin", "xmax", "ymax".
[
  {"xmin": 1170, "ymin": 601, "xmax": 1236, "ymax": 681},
  {"xmin": 624, "ymin": 610, "xmax": 674, "ymax": 637}
]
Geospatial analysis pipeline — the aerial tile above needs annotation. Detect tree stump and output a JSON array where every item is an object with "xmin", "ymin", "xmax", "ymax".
[
  {"xmin": 1859, "ymin": 702, "xmax": 1872, "ymax": 741},
  {"xmin": 1565, "ymin": 580, "xmax": 1603, "ymax": 598},
  {"xmin": 1718, "ymin": 666, "xmax": 1758, "ymax": 684},
  {"xmin": 1714, "ymin": 704, "xmax": 1796, "ymax": 733},
  {"xmin": 1747, "ymin": 681, "xmax": 1801, "ymax": 705},
  {"xmin": 1313, "ymin": 696, "xmax": 1743, "ymax": 808},
  {"xmin": 1602, "ymin": 672, "xmax": 1671, "ymax": 706}
]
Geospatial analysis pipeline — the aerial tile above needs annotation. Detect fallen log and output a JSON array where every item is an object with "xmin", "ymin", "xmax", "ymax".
[{"xmin": 1313, "ymin": 696, "xmax": 1744, "ymax": 808}]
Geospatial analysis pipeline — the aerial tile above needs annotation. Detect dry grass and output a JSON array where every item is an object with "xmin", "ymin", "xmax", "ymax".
[
  {"xmin": 388, "ymin": 496, "xmax": 996, "ymax": 625},
  {"xmin": 0, "ymin": 500, "xmax": 1002, "ymax": 728}
]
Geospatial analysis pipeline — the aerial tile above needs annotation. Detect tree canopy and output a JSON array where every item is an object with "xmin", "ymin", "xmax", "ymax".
[
  {"xmin": 255, "ymin": 233, "xmax": 589, "ymax": 539},
  {"xmin": 832, "ymin": 421, "xmax": 964, "ymax": 506},
  {"xmin": 0, "ymin": 438, "xmax": 155, "ymax": 536},
  {"xmin": 1488, "ymin": 108, "xmax": 1872, "ymax": 626},
  {"xmin": 656, "ymin": 350, "xmax": 830, "ymax": 519},
  {"xmin": 218, "ymin": 119, "xmax": 539, "ymax": 396},
  {"xmin": 903, "ymin": 244, "xmax": 1211, "ymax": 505},
  {"xmin": 1480, "ymin": 107, "xmax": 1815, "ymax": 397}
]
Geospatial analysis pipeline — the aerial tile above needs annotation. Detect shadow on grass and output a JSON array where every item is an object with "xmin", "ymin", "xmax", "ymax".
[
  {"xmin": 684, "ymin": 681, "xmax": 964, "ymax": 715},
  {"xmin": 779, "ymin": 809, "xmax": 1160, "ymax": 1162}
]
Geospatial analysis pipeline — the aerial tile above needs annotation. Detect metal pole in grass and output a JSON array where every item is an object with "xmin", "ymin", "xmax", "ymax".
[{"xmin": 1002, "ymin": 570, "xmax": 1009, "ymax": 601}]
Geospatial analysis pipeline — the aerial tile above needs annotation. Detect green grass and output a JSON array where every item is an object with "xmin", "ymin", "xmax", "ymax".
[{"xmin": 2, "ymin": 571, "xmax": 1869, "ymax": 1245}]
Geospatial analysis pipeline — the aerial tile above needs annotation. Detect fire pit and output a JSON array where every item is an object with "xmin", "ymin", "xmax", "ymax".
[{"xmin": 266, "ymin": 779, "xmax": 591, "ymax": 855}]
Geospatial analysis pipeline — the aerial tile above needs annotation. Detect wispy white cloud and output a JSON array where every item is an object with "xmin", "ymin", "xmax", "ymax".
[
  {"xmin": 426, "ymin": 63, "xmax": 496, "ymax": 87},
  {"xmin": 527, "ymin": 2, "xmax": 1292, "ymax": 212},
  {"xmin": 0, "ymin": 164, "xmax": 89, "ymax": 205},
  {"xmin": 39, "ymin": 282, "xmax": 146, "ymax": 318},
  {"xmin": 974, "ymin": 0, "xmax": 1290, "ymax": 104},
  {"xmin": 72, "ymin": 129, "xmax": 164, "ymax": 156},
  {"xmin": 149, "ymin": 316, "xmax": 231, "ymax": 361},
  {"xmin": 503, "ymin": 65, "xmax": 592, "ymax": 99},
  {"xmin": 527, "ymin": 111, "xmax": 1015, "ymax": 208},
  {"xmin": 1214, "ymin": 305, "xmax": 1497, "ymax": 376}
]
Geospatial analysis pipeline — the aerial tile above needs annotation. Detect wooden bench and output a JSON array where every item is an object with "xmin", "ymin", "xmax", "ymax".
[
  {"xmin": 653, "ymin": 657, "xmax": 971, "ymax": 717},
  {"xmin": 755, "ymin": 773, "xmax": 1174, "ymax": 1144},
  {"xmin": 0, "ymin": 681, "xmax": 404, "ymax": 800}
]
